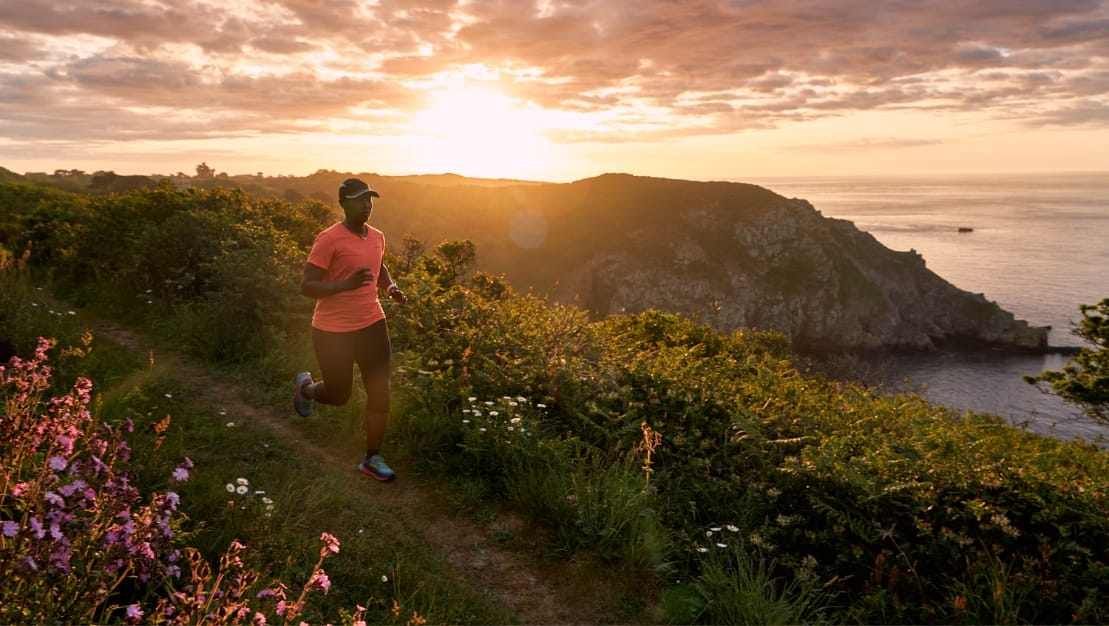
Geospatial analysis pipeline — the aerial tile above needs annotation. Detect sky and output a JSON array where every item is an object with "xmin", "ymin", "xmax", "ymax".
[{"xmin": 2, "ymin": 0, "xmax": 1109, "ymax": 182}]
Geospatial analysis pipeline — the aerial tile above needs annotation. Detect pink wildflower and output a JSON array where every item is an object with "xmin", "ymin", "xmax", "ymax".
[
  {"xmin": 320, "ymin": 532, "xmax": 341, "ymax": 554},
  {"xmin": 310, "ymin": 571, "xmax": 331, "ymax": 594}
]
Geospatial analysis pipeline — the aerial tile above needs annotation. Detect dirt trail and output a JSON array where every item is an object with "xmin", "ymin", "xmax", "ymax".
[{"xmin": 92, "ymin": 323, "xmax": 630, "ymax": 625}]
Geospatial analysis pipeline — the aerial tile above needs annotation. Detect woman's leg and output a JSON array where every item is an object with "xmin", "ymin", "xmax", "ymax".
[
  {"xmin": 308, "ymin": 327, "xmax": 355, "ymax": 406},
  {"xmin": 354, "ymin": 320, "xmax": 392, "ymax": 455}
]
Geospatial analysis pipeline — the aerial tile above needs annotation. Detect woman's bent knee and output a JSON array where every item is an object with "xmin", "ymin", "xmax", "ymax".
[{"xmin": 315, "ymin": 383, "xmax": 352, "ymax": 406}]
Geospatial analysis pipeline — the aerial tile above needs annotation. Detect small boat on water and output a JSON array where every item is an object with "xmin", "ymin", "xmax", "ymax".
[{"xmin": 958, "ymin": 226, "xmax": 974, "ymax": 233}]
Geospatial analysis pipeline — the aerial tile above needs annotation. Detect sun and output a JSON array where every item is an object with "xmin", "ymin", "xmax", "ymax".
[{"xmin": 409, "ymin": 85, "xmax": 553, "ymax": 178}]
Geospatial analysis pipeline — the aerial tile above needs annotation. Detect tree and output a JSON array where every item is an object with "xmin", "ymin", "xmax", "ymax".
[
  {"xmin": 195, "ymin": 162, "xmax": 215, "ymax": 178},
  {"xmin": 1025, "ymin": 298, "xmax": 1109, "ymax": 423},
  {"xmin": 434, "ymin": 239, "xmax": 476, "ymax": 284}
]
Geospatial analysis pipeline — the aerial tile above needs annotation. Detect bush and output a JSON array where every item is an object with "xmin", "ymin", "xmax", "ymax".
[{"xmin": 0, "ymin": 339, "xmax": 367, "ymax": 625}]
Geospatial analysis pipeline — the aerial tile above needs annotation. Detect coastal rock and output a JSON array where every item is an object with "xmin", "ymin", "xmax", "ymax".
[
  {"xmin": 552, "ymin": 177, "xmax": 1048, "ymax": 352},
  {"xmin": 372, "ymin": 172, "xmax": 1049, "ymax": 352}
]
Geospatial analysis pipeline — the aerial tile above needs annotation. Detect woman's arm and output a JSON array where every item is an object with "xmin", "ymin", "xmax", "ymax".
[
  {"xmin": 378, "ymin": 263, "xmax": 407, "ymax": 303},
  {"xmin": 300, "ymin": 262, "xmax": 373, "ymax": 298}
]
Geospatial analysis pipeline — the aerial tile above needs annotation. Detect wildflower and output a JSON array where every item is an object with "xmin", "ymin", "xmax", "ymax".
[
  {"xmin": 48, "ymin": 456, "xmax": 67, "ymax": 471},
  {"xmin": 710, "ymin": 526, "xmax": 722, "ymax": 532},
  {"xmin": 489, "ymin": 410, "xmax": 499, "ymax": 416},
  {"xmin": 2, "ymin": 520, "xmax": 17, "ymax": 537},
  {"xmin": 226, "ymin": 422, "xmax": 236, "ymax": 427},
  {"xmin": 164, "ymin": 393, "xmax": 173, "ymax": 399},
  {"xmin": 236, "ymin": 485, "xmax": 249, "ymax": 495},
  {"xmin": 716, "ymin": 542, "xmax": 727, "ymax": 548},
  {"xmin": 381, "ymin": 574, "xmax": 389, "ymax": 583},
  {"xmin": 126, "ymin": 604, "xmax": 144, "ymax": 620},
  {"xmin": 236, "ymin": 477, "xmax": 249, "ymax": 486},
  {"xmin": 726, "ymin": 524, "xmax": 739, "ymax": 532},
  {"xmin": 468, "ymin": 397, "xmax": 477, "ymax": 402},
  {"xmin": 536, "ymin": 403, "xmax": 547, "ymax": 408},
  {"xmin": 320, "ymin": 532, "xmax": 340, "ymax": 554},
  {"xmin": 28, "ymin": 517, "xmax": 45, "ymax": 539},
  {"xmin": 172, "ymin": 466, "xmax": 189, "ymax": 482},
  {"xmin": 310, "ymin": 571, "xmax": 332, "ymax": 594},
  {"xmin": 510, "ymin": 417, "xmax": 522, "ymax": 424},
  {"xmin": 696, "ymin": 547, "xmax": 709, "ymax": 553},
  {"xmin": 226, "ymin": 483, "xmax": 236, "ymax": 493}
]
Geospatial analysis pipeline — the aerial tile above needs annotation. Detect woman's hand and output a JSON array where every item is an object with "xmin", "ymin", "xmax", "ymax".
[
  {"xmin": 344, "ymin": 267, "xmax": 375, "ymax": 291},
  {"xmin": 387, "ymin": 285, "xmax": 408, "ymax": 304}
]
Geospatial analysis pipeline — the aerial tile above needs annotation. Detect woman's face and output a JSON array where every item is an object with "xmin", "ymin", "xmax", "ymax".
[{"xmin": 343, "ymin": 195, "xmax": 373, "ymax": 223}]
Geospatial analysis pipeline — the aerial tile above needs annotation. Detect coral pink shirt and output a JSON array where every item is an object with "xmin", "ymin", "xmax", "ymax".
[{"xmin": 307, "ymin": 222, "xmax": 388, "ymax": 332}]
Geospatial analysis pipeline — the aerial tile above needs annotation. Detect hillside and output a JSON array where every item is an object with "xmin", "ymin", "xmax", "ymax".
[
  {"xmin": 2, "ymin": 180, "xmax": 1106, "ymax": 625},
  {"xmin": 364, "ymin": 173, "xmax": 1048, "ymax": 351},
  {"xmin": 1, "ymin": 168, "xmax": 1047, "ymax": 351}
]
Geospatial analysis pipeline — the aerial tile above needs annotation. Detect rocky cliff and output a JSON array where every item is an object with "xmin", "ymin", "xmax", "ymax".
[{"xmin": 376, "ymin": 173, "xmax": 1049, "ymax": 352}]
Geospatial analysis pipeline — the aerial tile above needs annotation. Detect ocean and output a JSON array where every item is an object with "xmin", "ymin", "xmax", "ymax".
[{"xmin": 750, "ymin": 172, "xmax": 1109, "ymax": 444}]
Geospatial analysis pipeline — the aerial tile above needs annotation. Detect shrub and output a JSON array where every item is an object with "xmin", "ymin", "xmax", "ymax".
[
  {"xmin": 0, "ymin": 339, "xmax": 373, "ymax": 625},
  {"xmin": 0, "ymin": 338, "xmax": 187, "ymax": 622}
]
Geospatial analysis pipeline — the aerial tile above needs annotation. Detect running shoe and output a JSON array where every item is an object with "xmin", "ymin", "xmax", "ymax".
[
  {"xmin": 292, "ymin": 372, "xmax": 313, "ymax": 417},
  {"xmin": 358, "ymin": 453, "xmax": 396, "ymax": 481}
]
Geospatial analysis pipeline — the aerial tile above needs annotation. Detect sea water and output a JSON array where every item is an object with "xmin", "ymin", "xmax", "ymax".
[{"xmin": 750, "ymin": 173, "xmax": 1109, "ymax": 443}]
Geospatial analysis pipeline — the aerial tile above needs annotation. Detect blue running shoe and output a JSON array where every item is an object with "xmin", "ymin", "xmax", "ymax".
[
  {"xmin": 292, "ymin": 372, "xmax": 313, "ymax": 417},
  {"xmin": 358, "ymin": 454, "xmax": 396, "ymax": 481}
]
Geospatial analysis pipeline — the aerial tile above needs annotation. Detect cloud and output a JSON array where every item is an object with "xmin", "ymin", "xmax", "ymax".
[
  {"xmin": 782, "ymin": 137, "xmax": 948, "ymax": 153},
  {"xmin": 1, "ymin": 0, "xmax": 1107, "ymax": 153}
]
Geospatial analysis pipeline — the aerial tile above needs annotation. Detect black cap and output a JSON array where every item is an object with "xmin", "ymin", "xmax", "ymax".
[{"xmin": 338, "ymin": 178, "xmax": 380, "ymax": 202}]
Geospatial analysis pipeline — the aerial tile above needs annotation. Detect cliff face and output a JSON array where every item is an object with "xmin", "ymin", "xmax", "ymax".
[
  {"xmin": 374, "ymin": 173, "xmax": 1049, "ymax": 352},
  {"xmin": 540, "ymin": 177, "xmax": 1048, "ymax": 351}
]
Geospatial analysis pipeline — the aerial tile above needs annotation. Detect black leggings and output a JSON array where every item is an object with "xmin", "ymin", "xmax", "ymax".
[{"xmin": 311, "ymin": 319, "xmax": 391, "ymax": 412}]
